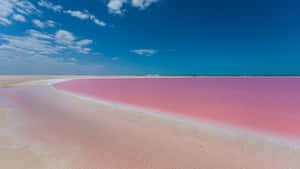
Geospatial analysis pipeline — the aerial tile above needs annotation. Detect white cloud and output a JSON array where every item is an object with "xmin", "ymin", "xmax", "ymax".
[
  {"xmin": 12, "ymin": 14, "xmax": 26, "ymax": 22},
  {"xmin": 27, "ymin": 29, "xmax": 53, "ymax": 40},
  {"xmin": 0, "ymin": 32, "xmax": 58, "ymax": 55},
  {"xmin": 0, "ymin": 0, "xmax": 39, "ymax": 25},
  {"xmin": 132, "ymin": 0, "xmax": 143, "ymax": 7},
  {"xmin": 32, "ymin": 19, "xmax": 55, "ymax": 28},
  {"xmin": 55, "ymin": 30, "xmax": 93, "ymax": 54},
  {"xmin": 107, "ymin": 0, "xmax": 127, "ymax": 14},
  {"xmin": 107, "ymin": 0, "xmax": 158, "ymax": 14},
  {"xmin": 131, "ymin": 0, "xmax": 158, "ymax": 9},
  {"xmin": 0, "ymin": 29, "xmax": 94, "ymax": 56},
  {"xmin": 0, "ymin": 0, "xmax": 14, "ymax": 24},
  {"xmin": 55, "ymin": 30, "xmax": 75, "ymax": 45},
  {"xmin": 65, "ymin": 10, "xmax": 89, "ymax": 20},
  {"xmin": 65, "ymin": 10, "xmax": 106, "ymax": 27},
  {"xmin": 0, "ymin": 17, "xmax": 12, "ymax": 25},
  {"xmin": 77, "ymin": 39, "xmax": 93, "ymax": 46},
  {"xmin": 32, "ymin": 19, "xmax": 45, "ymax": 28},
  {"xmin": 78, "ymin": 47, "xmax": 91, "ymax": 54},
  {"xmin": 130, "ymin": 49, "xmax": 157, "ymax": 56},
  {"xmin": 47, "ymin": 20, "xmax": 55, "ymax": 27},
  {"xmin": 38, "ymin": 0, "xmax": 63, "ymax": 12},
  {"xmin": 37, "ymin": 0, "xmax": 106, "ymax": 27},
  {"xmin": 91, "ymin": 17, "xmax": 107, "ymax": 27},
  {"xmin": 13, "ymin": 0, "xmax": 40, "ymax": 14}
]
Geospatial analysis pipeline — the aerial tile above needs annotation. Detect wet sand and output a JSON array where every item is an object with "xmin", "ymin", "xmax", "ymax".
[
  {"xmin": 0, "ymin": 76, "xmax": 300, "ymax": 168},
  {"xmin": 0, "ymin": 107, "xmax": 66, "ymax": 169}
]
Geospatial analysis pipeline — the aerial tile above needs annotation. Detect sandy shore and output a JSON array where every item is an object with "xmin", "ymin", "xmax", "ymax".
[
  {"xmin": 0, "ymin": 76, "xmax": 300, "ymax": 169},
  {"xmin": 0, "ymin": 75, "xmax": 97, "ymax": 87},
  {"xmin": 0, "ymin": 75, "xmax": 177, "ymax": 88},
  {"xmin": 0, "ymin": 107, "xmax": 66, "ymax": 169},
  {"xmin": 2, "ymin": 75, "xmax": 299, "ymax": 87}
]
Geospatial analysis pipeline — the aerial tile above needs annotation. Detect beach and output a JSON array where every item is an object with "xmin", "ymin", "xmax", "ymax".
[{"xmin": 0, "ymin": 76, "xmax": 300, "ymax": 169}]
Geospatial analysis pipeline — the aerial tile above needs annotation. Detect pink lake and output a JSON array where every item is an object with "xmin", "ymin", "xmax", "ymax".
[{"xmin": 56, "ymin": 77, "xmax": 300, "ymax": 140}]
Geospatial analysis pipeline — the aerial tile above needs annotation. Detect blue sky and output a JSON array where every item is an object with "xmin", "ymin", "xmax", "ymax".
[{"xmin": 0, "ymin": 0, "xmax": 299, "ymax": 75}]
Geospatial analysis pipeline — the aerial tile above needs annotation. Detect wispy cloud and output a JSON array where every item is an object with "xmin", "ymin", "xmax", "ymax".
[
  {"xmin": 0, "ymin": 28, "xmax": 104, "ymax": 74},
  {"xmin": 107, "ymin": 0, "xmax": 159, "ymax": 15},
  {"xmin": 0, "ymin": 49, "xmax": 104, "ymax": 75},
  {"xmin": 0, "ymin": 29, "xmax": 94, "ymax": 55},
  {"xmin": 55, "ymin": 30, "xmax": 75, "ymax": 45},
  {"xmin": 107, "ymin": 0, "xmax": 127, "ymax": 14},
  {"xmin": 38, "ymin": 0, "xmax": 106, "ymax": 27},
  {"xmin": 0, "ymin": 0, "xmax": 39, "ymax": 25},
  {"xmin": 47, "ymin": 20, "xmax": 55, "ymax": 27},
  {"xmin": 89, "ymin": 15, "xmax": 106, "ymax": 27},
  {"xmin": 0, "ymin": 1, "xmax": 116, "ymax": 75},
  {"xmin": 77, "ymin": 39, "xmax": 93, "ymax": 46},
  {"xmin": 11, "ymin": 0, "xmax": 40, "ymax": 15},
  {"xmin": 64, "ymin": 10, "xmax": 107, "ymax": 27},
  {"xmin": 130, "ymin": 49, "xmax": 157, "ymax": 56},
  {"xmin": 0, "ymin": 0, "xmax": 15, "ymax": 24},
  {"xmin": 32, "ymin": 19, "xmax": 45, "ymax": 28},
  {"xmin": 27, "ymin": 29, "xmax": 53, "ymax": 40},
  {"xmin": 0, "ymin": 31, "xmax": 57, "ymax": 55},
  {"xmin": 131, "ymin": 0, "xmax": 159, "ymax": 9},
  {"xmin": 32, "ymin": 19, "xmax": 55, "ymax": 28},
  {"xmin": 65, "ymin": 10, "xmax": 90, "ymax": 20},
  {"xmin": 38, "ymin": 0, "xmax": 62, "ymax": 12},
  {"xmin": 12, "ymin": 14, "xmax": 26, "ymax": 22},
  {"xmin": 55, "ymin": 30, "xmax": 93, "ymax": 54},
  {"xmin": 0, "ymin": 18, "xmax": 11, "ymax": 25}
]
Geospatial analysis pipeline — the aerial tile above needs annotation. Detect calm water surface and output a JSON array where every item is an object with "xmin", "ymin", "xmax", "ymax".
[{"xmin": 56, "ymin": 77, "xmax": 300, "ymax": 140}]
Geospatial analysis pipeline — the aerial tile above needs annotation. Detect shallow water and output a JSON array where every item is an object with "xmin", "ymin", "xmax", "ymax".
[
  {"xmin": 1, "ymin": 85, "xmax": 300, "ymax": 168},
  {"xmin": 56, "ymin": 77, "xmax": 300, "ymax": 140}
]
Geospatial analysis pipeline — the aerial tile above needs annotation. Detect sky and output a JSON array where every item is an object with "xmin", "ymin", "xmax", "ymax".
[{"xmin": 0, "ymin": 0, "xmax": 299, "ymax": 75}]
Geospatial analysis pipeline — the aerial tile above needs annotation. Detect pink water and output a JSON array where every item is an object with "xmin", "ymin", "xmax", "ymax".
[{"xmin": 56, "ymin": 77, "xmax": 300, "ymax": 140}]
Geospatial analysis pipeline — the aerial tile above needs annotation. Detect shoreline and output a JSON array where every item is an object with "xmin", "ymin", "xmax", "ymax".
[
  {"xmin": 1, "ymin": 76, "xmax": 300, "ymax": 168},
  {"xmin": 2, "ymin": 75, "xmax": 300, "ymax": 88},
  {"xmin": 53, "ymin": 81, "xmax": 300, "ymax": 149}
]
